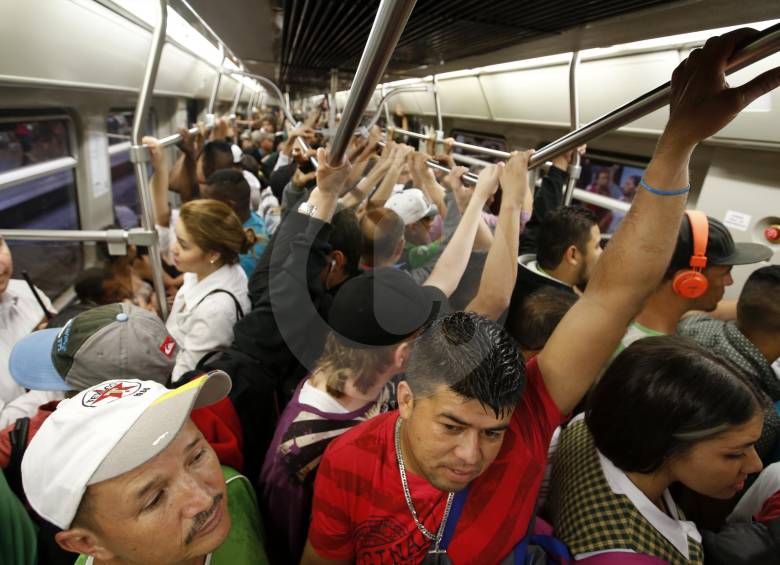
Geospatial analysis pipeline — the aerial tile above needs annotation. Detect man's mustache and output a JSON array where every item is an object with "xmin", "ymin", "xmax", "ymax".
[{"xmin": 185, "ymin": 492, "xmax": 224, "ymax": 545}]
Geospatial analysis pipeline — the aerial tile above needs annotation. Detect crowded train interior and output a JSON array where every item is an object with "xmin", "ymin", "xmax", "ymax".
[{"xmin": 1, "ymin": 0, "xmax": 780, "ymax": 563}]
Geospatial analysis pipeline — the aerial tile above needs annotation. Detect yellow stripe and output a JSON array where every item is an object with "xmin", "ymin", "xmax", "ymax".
[{"xmin": 150, "ymin": 375, "xmax": 207, "ymax": 407}]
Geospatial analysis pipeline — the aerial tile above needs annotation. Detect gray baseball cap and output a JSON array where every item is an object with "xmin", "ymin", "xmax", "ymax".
[{"xmin": 9, "ymin": 303, "xmax": 177, "ymax": 391}]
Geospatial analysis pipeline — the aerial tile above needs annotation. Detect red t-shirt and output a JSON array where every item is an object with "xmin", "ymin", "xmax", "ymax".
[{"xmin": 308, "ymin": 356, "xmax": 562, "ymax": 564}]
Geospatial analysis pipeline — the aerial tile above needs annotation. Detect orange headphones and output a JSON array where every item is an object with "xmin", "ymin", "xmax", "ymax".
[{"xmin": 672, "ymin": 210, "xmax": 709, "ymax": 299}]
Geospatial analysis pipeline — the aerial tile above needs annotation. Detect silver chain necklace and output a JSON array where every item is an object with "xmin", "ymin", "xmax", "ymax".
[{"xmin": 394, "ymin": 417, "xmax": 455, "ymax": 555}]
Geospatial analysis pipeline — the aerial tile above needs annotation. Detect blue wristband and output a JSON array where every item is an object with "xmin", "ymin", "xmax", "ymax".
[{"xmin": 639, "ymin": 178, "xmax": 690, "ymax": 196}]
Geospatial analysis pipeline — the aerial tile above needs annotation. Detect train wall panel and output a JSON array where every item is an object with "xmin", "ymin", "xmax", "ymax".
[
  {"xmin": 695, "ymin": 146, "xmax": 780, "ymax": 298},
  {"xmin": 0, "ymin": 0, "xmax": 251, "ymax": 104}
]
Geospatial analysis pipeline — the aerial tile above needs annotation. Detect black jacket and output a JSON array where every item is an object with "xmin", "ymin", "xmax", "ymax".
[
  {"xmin": 519, "ymin": 165, "xmax": 567, "ymax": 256},
  {"xmin": 703, "ymin": 518, "xmax": 780, "ymax": 565}
]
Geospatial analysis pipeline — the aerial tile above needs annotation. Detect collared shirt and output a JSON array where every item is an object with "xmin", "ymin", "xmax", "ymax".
[
  {"xmin": 166, "ymin": 264, "xmax": 250, "ymax": 382},
  {"xmin": 594, "ymin": 445, "xmax": 702, "ymax": 559},
  {"xmin": 0, "ymin": 280, "xmax": 55, "ymax": 405}
]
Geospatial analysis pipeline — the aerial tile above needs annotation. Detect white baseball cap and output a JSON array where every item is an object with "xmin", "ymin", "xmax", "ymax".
[
  {"xmin": 384, "ymin": 188, "xmax": 438, "ymax": 225},
  {"xmin": 231, "ymin": 143, "xmax": 243, "ymax": 163},
  {"xmin": 22, "ymin": 372, "xmax": 231, "ymax": 529}
]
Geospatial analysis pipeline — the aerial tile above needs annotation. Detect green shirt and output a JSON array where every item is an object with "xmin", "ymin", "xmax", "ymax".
[
  {"xmin": 612, "ymin": 321, "xmax": 666, "ymax": 360},
  {"xmin": 0, "ymin": 470, "xmax": 37, "ymax": 565},
  {"xmin": 404, "ymin": 239, "xmax": 443, "ymax": 270},
  {"xmin": 75, "ymin": 466, "xmax": 268, "ymax": 565}
]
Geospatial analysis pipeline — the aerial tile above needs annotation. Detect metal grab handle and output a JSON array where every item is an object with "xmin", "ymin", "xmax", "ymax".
[
  {"xmin": 130, "ymin": 0, "xmax": 169, "ymax": 319},
  {"xmin": 563, "ymin": 50, "xmax": 582, "ymax": 207},
  {"xmin": 329, "ymin": 0, "xmax": 418, "ymax": 165},
  {"xmin": 225, "ymin": 68, "xmax": 318, "ymax": 169}
]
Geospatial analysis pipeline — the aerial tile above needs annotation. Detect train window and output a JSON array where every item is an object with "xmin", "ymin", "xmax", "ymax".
[
  {"xmin": 107, "ymin": 109, "xmax": 157, "ymax": 228},
  {"xmin": 0, "ymin": 118, "xmax": 70, "ymax": 172},
  {"xmin": 449, "ymin": 129, "xmax": 509, "ymax": 163},
  {"xmin": 573, "ymin": 151, "xmax": 649, "ymax": 235},
  {"xmin": 0, "ymin": 116, "xmax": 81, "ymax": 298}
]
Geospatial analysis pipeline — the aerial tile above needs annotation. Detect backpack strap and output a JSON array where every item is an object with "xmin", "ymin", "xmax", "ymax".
[
  {"xmin": 195, "ymin": 289, "xmax": 244, "ymax": 319},
  {"xmin": 439, "ymin": 485, "xmax": 469, "ymax": 551}
]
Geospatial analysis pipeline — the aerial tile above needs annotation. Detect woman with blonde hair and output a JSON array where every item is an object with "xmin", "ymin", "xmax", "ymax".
[{"xmin": 166, "ymin": 198, "xmax": 253, "ymax": 381}]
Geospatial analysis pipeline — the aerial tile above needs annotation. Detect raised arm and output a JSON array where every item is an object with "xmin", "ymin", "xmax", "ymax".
[
  {"xmin": 168, "ymin": 127, "xmax": 200, "ymax": 202},
  {"xmin": 466, "ymin": 151, "xmax": 531, "ymax": 320},
  {"xmin": 424, "ymin": 164, "xmax": 501, "ymax": 297},
  {"xmin": 409, "ymin": 151, "xmax": 447, "ymax": 222},
  {"xmin": 368, "ymin": 143, "xmax": 412, "ymax": 207},
  {"xmin": 538, "ymin": 29, "xmax": 780, "ymax": 414},
  {"xmin": 142, "ymin": 136, "xmax": 170, "ymax": 227},
  {"xmin": 445, "ymin": 165, "xmax": 493, "ymax": 252}
]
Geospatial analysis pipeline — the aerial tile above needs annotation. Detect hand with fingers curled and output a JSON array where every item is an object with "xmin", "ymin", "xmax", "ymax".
[
  {"xmin": 315, "ymin": 147, "xmax": 353, "ymax": 198},
  {"xmin": 664, "ymin": 28, "xmax": 780, "ymax": 150},
  {"xmin": 500, "ymin": 150, "xmax": 534, "ymax": 205},
  {"xmin": 474, "ymin": 162, "xmax": 503, "ymax": 202}
]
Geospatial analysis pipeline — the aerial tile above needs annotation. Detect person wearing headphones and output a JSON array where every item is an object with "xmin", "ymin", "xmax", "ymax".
[{"xmin": 615, "ymin": 211, "xmax": 771, "ymax": 353}]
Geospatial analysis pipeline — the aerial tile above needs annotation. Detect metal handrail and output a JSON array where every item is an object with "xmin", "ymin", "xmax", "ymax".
[
  {"xmin": 225, "ymin": 68, "xmax": 318, "ymax": 168},
  {"xmin": 364, "ymin": 85, "xmax": 434, "ymax": 130},
  {"xmin": 128, "ymin": 0, "xmax": 169, "ymax": 318},
  {"xmin": 391, "ymin": 127, "xmax": 510, "ymax": 159},
  {"xmin": 571, "ymin": 189, "xmax": 630, "ymax": 213},
  {"xmin": 0, "ymin": 157, "xmax": 78, "ymax": 192},
  {"xmin": 563, "ymin": 50, "xmax": 582, "ymax": 206},
  {"xmin": 329, "ymin": 0, "xmax": 417, "ymax": 165},
  {"xmin": 529, "ymin": 22, "xmax": 780, "ymax": 168}
]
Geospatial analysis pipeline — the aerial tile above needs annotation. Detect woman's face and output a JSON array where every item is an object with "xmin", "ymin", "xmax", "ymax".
[
  {"xmin": 669, "ymin": 411, "xmax": 764, "ymax": 499},
  {"xmin": 170, "ymin": 221, "xmax": 213, "ymax": 275}
]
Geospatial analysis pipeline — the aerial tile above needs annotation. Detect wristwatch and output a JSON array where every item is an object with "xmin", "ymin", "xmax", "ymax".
[{"xmin": 297, "ymin": 201, "xmax": 318, "ymax": 217}]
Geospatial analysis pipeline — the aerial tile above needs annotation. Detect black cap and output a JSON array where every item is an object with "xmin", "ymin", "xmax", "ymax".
[
  {"xmin": 669, "ymin": 214, "xmax": 772, "ymax": 271},
  {"xmin": 328, "ymin": 267, "xmax": 445, "ymax": 348}
]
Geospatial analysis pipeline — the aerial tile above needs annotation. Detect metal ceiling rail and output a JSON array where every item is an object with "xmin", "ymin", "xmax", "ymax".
[
  {"xmin": 225, "ymin": 68, "xmax": 318, "ymax": 168},
  {"xmin": 391, "ymin": 127, "xmax": 511, "ymax": 159},
  {"xmin": 529, "ymin": 22, "xmax": 780, "ymax": 168},
  {"xmin": 364, "ymin": 84, "xmax": 435, "ymax": 130},
  {"xmin": 329, "ymin": 0, "xmax": 418, "ymax": 165}
]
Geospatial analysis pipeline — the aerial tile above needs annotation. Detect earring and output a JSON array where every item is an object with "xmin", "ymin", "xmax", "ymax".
[{"xmin": 210, "ymin": 259, "xmax": 216, "ymax": 265}]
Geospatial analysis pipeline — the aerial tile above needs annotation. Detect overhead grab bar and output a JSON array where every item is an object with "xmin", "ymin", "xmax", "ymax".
[
  {"xmin": 364, "ymin": 85, "xmax": 434, "ymax": 130},
  {"xmin": 328, "ymin": 0, "xmax": 418, "ymax": 165},
  {"xmin": 530, "ymin": 22, "xmax": 780, "ymax": 168},
  {"xmin": 225, "ymin": 68, "xmax": 318, "ymax": 168}
]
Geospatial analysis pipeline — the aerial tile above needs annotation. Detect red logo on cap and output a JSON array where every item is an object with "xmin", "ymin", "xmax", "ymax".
[
  {"xmin": 82, "ymin": 381, "xmax": 142, "ymax": 407},
  {"xmin": 160, "ymin": 336, "xmax": 177, "ymax": 358}
]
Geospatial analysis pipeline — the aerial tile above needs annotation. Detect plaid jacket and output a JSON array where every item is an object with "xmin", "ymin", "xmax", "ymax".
[{"xmin": 548, "ymin": 419, "xmax": 704, "ymax": 564}]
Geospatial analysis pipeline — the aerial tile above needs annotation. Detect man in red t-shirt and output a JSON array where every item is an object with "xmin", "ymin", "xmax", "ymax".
[{"xmin": 301, "ymin": 29, "xmax": 780, "ymax": 565}]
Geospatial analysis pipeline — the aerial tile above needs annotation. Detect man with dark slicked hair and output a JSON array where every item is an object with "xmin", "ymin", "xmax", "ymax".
[{"xmin": 301, "ymin": 28, "xmax": 780, "ymax": 565}]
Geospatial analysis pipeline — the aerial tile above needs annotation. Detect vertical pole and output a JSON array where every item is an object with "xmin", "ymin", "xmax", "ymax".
[
  {"xmin": 381, "ymin": 83, "xmax": 391, "ymax": 126},
  {"xmin": 130, "ymin": 0, "xmax": 169, "ymax": 318},
  {"xmin": 207, "ymin": 45, "xmax": 224, "ymax": 123},
  {"xmin": 329, "ymin": 0, "xmax": 417, "ymax": 165},
  {"xmin": 328, "ymin": 68, "xmax": 339, "ymax": 136},
  {"xmin": 432, "ymin": 74, "xmax": 443, "ymax": 135},
  {"xmin": 231, "ymin": 82, "xmax": 244, "ymax": 144},
  {"xmin": 563, "ymin": 50, "xmax": 582, "ymax": 206}
]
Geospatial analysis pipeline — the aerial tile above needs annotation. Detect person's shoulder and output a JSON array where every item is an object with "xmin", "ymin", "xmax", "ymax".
[
  {"xmin": 323, "ymin": 411, "xmax": 395, "ymax": 463},
  {"xmin": 677, "ymin": 313, "xmax": 723, "ymax": 335}
]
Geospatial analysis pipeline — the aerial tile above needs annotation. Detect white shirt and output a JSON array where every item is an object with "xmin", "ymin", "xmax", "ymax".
[
  {"xmin": 0, "ymin": 280, "xmax": 55, "ymax": 406},
  {"xmin": 729, "ymin": 461, "xmax": 780, "ymax": 523},
  {"xmin": 298, "ymin": 380, "xmax": 350, "ymax": 414},
  {"xmin": 166, "ymin": 264, "xmax": 250, "ymax": 382},
  {"xmin": 0, "ymin": 389, "xmax": 64, "ymax": 429}
]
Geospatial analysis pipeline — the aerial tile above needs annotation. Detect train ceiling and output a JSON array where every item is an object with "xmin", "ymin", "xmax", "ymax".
[{"xmin": 187, "ymin": 0, "xmax": 780, "ymax": 94}]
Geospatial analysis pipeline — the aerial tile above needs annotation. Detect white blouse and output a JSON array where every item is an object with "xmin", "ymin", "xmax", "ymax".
[{"xmin": 166, "ymin": 263, "xmax": 251, "ymax": 382}]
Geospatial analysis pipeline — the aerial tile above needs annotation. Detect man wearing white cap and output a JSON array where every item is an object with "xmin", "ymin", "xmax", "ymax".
[
  {"xmin": 22, "ymin": 371, "xmax": 268, "ymax": 564},
  {"xmin": 384, "ymin": 188, "xmax": 442, "ymax": 270}
]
